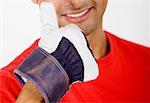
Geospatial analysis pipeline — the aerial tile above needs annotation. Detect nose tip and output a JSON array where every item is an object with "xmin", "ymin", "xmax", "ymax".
[{"xmin": 66, "ymin": 0, "xmax": 84, "ymax": 9}]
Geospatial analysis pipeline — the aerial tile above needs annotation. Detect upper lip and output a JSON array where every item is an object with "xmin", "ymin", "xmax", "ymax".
[{"xmin": 61, "ymin": 7, "xmax": 93, "ymax": 16}]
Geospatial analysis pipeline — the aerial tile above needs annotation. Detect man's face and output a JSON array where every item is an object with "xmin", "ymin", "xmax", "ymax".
[{"xmin": 34, "ymin": 0, "xmax": 108, "ymax": 35}]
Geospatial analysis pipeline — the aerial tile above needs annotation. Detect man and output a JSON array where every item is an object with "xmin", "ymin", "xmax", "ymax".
[{"xmin": 0, "ymin": 0, "xmax": 150, "ymax": 103}]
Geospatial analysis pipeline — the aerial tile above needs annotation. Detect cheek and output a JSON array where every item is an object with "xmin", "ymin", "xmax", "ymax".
[
  {"xmin": 58, "ymin": 17, "xmax": 69, "ymax": 27},
  {"xmin": 96, "ymin": 0, "xmax": 107, "ymax": 15},
  {"xmin": 79, "ymin": 9, "xmax": 100, "ymax": 34}
]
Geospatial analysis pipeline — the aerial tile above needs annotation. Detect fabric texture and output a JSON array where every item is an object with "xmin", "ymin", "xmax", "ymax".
[
  {"xmin": 51, "ymin": 37, "xmax": 84, "ymax": 84},
  {"xmin": 15, "ymin": 47, "xmax": 69, "ymax": 103},
  {"xmin": 0, "ymin": 31, "xmax": 150, "ymax": 103}
]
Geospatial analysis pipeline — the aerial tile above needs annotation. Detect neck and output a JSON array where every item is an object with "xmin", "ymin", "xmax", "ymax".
[{"xmin": 86, "ymin": 25, "xmax": 108, "ymax": 59}]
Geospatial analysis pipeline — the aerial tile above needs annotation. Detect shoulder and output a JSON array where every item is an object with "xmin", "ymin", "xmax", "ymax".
[
  {"xmin": 106, "ymin": 31, "xmax": 150, "ymax": 56},
  {"xmin": 105, "ymin": 31, "xmax": 150, "ymax": 69}
]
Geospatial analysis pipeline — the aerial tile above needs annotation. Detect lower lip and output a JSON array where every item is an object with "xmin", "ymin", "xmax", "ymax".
[{"xmin": 64, "ymin": 8, "xmax": 92, "ymax": 23}]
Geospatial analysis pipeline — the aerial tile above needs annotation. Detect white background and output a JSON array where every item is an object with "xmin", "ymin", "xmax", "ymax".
[{"xmin": 0, "ymin": 0, "xmax": 150, "ymax": 68}]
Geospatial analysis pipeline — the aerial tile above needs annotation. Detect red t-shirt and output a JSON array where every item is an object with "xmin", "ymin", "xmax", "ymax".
[{"xmin": 0, "ymin": 31, "xmax": 150, "ymax": 103}]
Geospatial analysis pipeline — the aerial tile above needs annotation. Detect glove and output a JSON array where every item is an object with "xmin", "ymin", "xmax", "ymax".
[{"xmin": 14, "ymin": 2, "xmax": 98, "ymax": 103}]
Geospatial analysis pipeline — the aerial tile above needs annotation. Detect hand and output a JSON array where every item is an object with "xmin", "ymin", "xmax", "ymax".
[
  {"xmin": 15, "ymin": 2, "xmax": 98, "ymax": 103},
  {"xmin": 16, "ymin": 81, "xmax": 44, "ymax": 103}
]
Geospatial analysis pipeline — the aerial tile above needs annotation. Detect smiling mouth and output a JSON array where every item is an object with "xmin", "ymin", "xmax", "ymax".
[
  {"xmin": 62, "ymin": 7, "xmax": 92, "ymax": 23},
  {"xmin": 65, "ymin": 9, "xmax": 89, "ymax": 18}
]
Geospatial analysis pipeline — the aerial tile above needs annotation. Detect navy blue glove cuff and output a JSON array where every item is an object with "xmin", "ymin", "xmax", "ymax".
[{"xmin": 15, "ymin": 47, "xmax": 69, "ymax": 103}]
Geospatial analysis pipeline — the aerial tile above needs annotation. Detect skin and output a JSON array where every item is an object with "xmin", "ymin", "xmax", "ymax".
[
  {"xmin": 16, "ymin": 81, "xmax": 45, "ymax": 103},
  {"xmin": 16, "ymin": 0, "xmax": 108, "ymax": 102}
]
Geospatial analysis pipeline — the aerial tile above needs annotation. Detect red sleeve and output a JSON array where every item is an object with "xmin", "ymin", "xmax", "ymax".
[
  {"xmin": 0, "ymin": 69, "xmax": 22, "ymax": 103},
  {"xmin": 0, "ymin": 39, "xmax": 40, "ymax": 102}
]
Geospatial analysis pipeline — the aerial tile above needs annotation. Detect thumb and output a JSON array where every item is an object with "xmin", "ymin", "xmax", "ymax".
[{"xmin": 40, "ymin": 2, "xmax": 59, "ymax": 36}]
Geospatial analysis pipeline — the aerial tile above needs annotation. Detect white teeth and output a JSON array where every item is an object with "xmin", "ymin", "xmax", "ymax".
[{"xmin": 66, "ymin": 9, "xmax": 89, "ymax": 18}]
